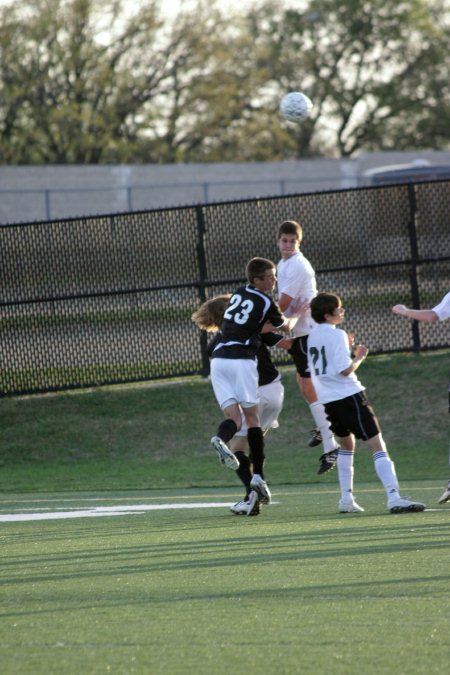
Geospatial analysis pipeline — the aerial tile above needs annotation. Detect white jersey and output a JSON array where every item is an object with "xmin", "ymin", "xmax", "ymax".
[
  {"xmin": 433, "ymin": 291, "xmax": 450, "ymax": 321},
  {"xmin": 307, "ymin": 323, "xmax": 365, "ymax": 404},
  {"xmin": 277, "ymin": 251, "xmax": 317, "ymax": 337}
]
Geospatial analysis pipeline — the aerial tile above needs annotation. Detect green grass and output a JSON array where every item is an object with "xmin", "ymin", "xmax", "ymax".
[
  {"xmin": 0, "ymin": 350, "xmax": 448, "ymax": 492},
  {"xmin": 0, "ymin": 350, "xmax": 449, "ymax": 673},
  {"xmin": 1, "ymin": 485, "xmax": 449, "ymax": 675}
]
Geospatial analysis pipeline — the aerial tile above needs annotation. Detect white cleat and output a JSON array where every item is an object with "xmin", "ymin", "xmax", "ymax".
[
  {"xmin": 438, "ymin": 480, "xmax": 450, "ymax": 504},
  {"xmin": 230, "ymin": 490, "xmax": 260, "ymax": 516},
  {"xmin": 250, "ymin": 474, "xmax": 271, "ymax": 504},
  {"xmin": 388, "ymin": 496, "xmax": 426, "ymax": 513},
  {"xmin": 338, "ymin": 499, "xmax": 365, "ymax": 513},
  {"xmin": 210, "ymin": 436, "xmax": 240, "ymax": 470}
]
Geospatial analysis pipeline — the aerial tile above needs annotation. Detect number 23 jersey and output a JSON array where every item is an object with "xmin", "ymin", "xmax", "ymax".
[
  {"xmin": 211, "ymin": 284, "xmax": 286, "ymax": 360},
  {"xmin": 307, "ymin": 323, "xmax": 364, "ymax": 403}
]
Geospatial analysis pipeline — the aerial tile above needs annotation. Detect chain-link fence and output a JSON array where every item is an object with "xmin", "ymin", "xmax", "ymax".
[{"xmin": 1, "ymin": 181, "xmax": 449, "ymax": 397}]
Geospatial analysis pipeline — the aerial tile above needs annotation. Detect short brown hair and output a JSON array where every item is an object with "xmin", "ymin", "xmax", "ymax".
[
  {"xmin": 310, "ymin": 292, "xmax": 341, "ymax": 323},
  {"xmin": 245, "ymin": 257, "xmax": 276, "ymax": 284},
  {"xmin": 277, "ymin": 220, "xmax": 302, "ymax": 241}
]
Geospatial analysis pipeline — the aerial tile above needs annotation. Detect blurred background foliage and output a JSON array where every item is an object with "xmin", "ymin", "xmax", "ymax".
[{"xmin": 0, "ymin": 0, "xmax": 449, "ymax": 164}]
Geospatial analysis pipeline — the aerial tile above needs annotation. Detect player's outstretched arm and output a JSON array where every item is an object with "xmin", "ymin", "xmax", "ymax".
[{"xmin": 392, "ymin": 304, "xmax": 438, "ymax": 323}]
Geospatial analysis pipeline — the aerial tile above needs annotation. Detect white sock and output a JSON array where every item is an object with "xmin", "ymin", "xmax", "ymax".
[
  {"xmin": 373, "ymin": 451, "xmax": 399, "ymax": 498},
  {"xmin": 309, "ymin": 401, "xmax": 338, "ymax": 453},
  {"xmin": 337, "ymin": 449, "xmax": 354, "ymax": 499}
]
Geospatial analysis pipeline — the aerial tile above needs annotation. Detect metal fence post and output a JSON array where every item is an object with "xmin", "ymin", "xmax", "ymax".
[
  {"xmin": 195, "ymin": 205, "xmax": 210, "ymax": 377},
  {"xmin": 44, "ymin": 189, "xmax": 51, "ymax": 220},
  {"xmin": 406, "ymin": 184, "xmax": 421, "ymax": 352}
]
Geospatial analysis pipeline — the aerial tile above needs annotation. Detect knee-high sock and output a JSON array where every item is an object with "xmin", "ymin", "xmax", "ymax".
[
  {"xmin": 337, "ymin": 449, "xmax": 354, "ymax": 498},
  {"xmin": 373, "ymin": 451, "xmax": 399, "ymax": 497},
  {"xmin": 309, "ymin": 401, "xmax": 338, "ymax": 453},
  {"xmin": 234, "ymin": 451, "xmax": 252, "ymax": 495},
  {"xmin": 247, "ymin": 427, "xmax": 265, "ymax": 478},
  {"xmin": 217, "ymin": 418, "xmax": 238, "ymax": 443}
]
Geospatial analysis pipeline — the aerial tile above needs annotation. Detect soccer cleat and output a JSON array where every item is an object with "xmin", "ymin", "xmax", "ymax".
[
  {"xmin": 387, "ymin": 496, "xmax": 426, "ymax": 513},
  {"xmin": 248, "ymin": 499, "xmax": 261, "ymax": 516},
  {"xmin": 339, "ymin": 498, "xmax": 365, "ymax": 513},
  {"xmin": 317, "ymin": 449, "xmax": 338, "ymax": 475},
  {"xmin": 210, "ymin": 436, "xmax": 240, "ymax": 471},
  {"xmin": 250, "ymin": 474, "xmax": 271, "ymax": 504},
  {"xmin": 230, "ymin": 490, "xmax": 260, "ymax": 516},
  {"xmin": 308, "ymin": 428, "xmax": 322, "ymax": 447},
  {"xmin": 438, "ymin": 480, "xmax": 450, "ymax": 504}
]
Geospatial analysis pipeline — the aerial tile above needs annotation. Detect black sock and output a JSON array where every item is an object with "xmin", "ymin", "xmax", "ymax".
[
  {"xmin": 235, "ymin": 451, "xmax": 252, "ymax": 494},
  {"xmin": 217, "ymin": 418, "xmax": 238, "ymax": 444},
  {"xmin": 247, "ymin": 427, "xmax": 265, "ymax": 477}
]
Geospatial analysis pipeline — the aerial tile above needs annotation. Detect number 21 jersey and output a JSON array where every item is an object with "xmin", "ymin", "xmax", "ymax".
[{"xmin": 307, "ymin": 323, "xmax": 364, "ymax": 403}]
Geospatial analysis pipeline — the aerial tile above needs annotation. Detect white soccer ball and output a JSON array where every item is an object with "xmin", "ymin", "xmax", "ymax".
[{"xmin": 280, "ymin": 91, "xmax": 313, "ymax": 122}]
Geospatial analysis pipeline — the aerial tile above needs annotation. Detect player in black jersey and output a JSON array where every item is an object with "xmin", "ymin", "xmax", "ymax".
[
  {"xmin": 192, "ymin": 257, "xmax": 297, "ymax": 514},
  {"xmin": 229, "ymin": 331, "xmax": 292, "ymax": 515},
  {"xmin": 193, "ymin": 294, "xmax": 293, "ymax": 515}
]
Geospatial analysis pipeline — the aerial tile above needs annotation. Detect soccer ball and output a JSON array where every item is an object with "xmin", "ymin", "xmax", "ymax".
[{"xmin": 280, "ymin": 91, "xmax": 313, "ymax": 122}]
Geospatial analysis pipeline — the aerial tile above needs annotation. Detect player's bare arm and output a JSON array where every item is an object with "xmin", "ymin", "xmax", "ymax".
[
  {"xmin": 277, "ymin": 292, "xmax": 294, "ymax": 313},
  {"xmin": 392, "ymin": 304, "xmax": 439, "ymax": 323},
  {"xmin": 261, "ymin": 316, "xmax": 297, "ymax": 333},
  {"xmin": 340, "ymin": 344, "xmax": 369, "ymax": 376}
]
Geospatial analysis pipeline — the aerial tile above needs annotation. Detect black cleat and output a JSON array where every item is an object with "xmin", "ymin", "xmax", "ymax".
[
  {"xmin": 317, "ymin": 450, "xmax": 338, "ymax": 475},
  {"xmin": 308, "ymin": 429, "xmax": 322, "ymax": 447}
]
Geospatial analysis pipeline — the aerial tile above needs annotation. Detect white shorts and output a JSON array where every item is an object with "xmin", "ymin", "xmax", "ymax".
[
  {"xmin": 235, "ymin": 377, "xmax": 284, "ymax": 437},
  {"xmin": 210, "ymin": 358, "xmax": 258, "ymax": 410}
]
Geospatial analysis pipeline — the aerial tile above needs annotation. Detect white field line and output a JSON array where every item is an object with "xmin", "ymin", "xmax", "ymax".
[
  {"xmin": 0, "ymin": 502, "xmax": 237, "ymax": 522},
  {"xmin": 0, "ymin": 500, "xmax": 283, "ymax": 522}
]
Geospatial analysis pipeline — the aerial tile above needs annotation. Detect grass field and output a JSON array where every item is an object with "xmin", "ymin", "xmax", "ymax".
[
  {"xmin": 1, "ymin": 351, "xmax": 449, "ymax": 492},
  {"xmin": 0, "ymin": 350, "xmax": 449, "ymax": 673},
  {"xmin": 1, "ymin": 485, "xmax": 449, "ymax": 675}
]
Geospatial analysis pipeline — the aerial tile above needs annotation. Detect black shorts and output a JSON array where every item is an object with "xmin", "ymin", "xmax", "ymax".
[
  {"xmin": 288, "ymin": 335, "xmax": 311, "ymax": 379},
  {"xmin": 324, "ymin": 391, "xmax": 381, "ymax": 441}
]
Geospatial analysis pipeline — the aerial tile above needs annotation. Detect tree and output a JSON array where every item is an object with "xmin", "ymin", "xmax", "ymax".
[
  {"xmin": 0, "ymin": 0, "xmax": 449, "ymax": 163},
  {"xmin": 0, "ymin": 0, "xmax": 160, "ymax": 162},
  {"xmin": 0, "ymin": 0, "xmax": 261, "ymax": 163},
  {"xmin": 246, "ymin": 0, "xmax": 450, "ymax": 157}
]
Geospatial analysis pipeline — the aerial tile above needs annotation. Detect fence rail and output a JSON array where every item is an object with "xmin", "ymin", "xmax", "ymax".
[
  {"xmin": 1, "ymin": 181, "xmax": 449, "ymax": 397},
  {"xmin": 0, "ymin": 171, "xmax": 372, "ymax": 224}
]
